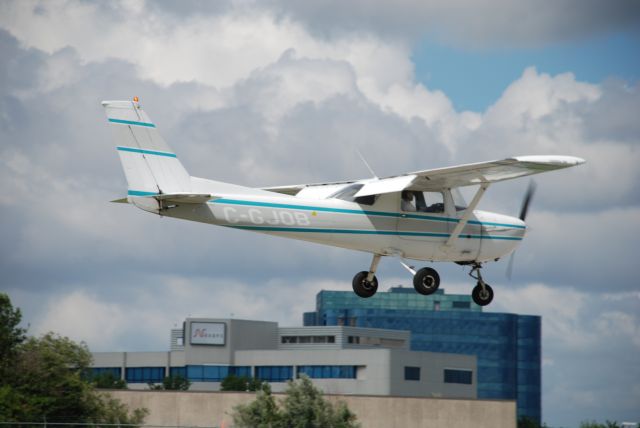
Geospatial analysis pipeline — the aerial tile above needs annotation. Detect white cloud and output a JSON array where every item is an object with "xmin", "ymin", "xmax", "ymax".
[{"xmin": 34, "ymin": 290, "xmax": 127, "ymax": 349}]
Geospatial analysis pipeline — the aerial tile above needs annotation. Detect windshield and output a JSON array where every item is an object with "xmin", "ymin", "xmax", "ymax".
[{"xmin": 328, "ymin": 184, "xmax": 376, "ymax": 206}]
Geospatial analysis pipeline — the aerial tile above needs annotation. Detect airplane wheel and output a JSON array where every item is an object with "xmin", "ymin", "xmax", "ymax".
[
  {"xmin": 472, "ymin": 282, "xmax": 494, "ymax": 306},
  {"xmin": 352, "ymin": 271, "xmax": 378, "ymax": 298},
  {"xmin": 413, "ymin": 267, "xmax": 440, "ymax": 295}
]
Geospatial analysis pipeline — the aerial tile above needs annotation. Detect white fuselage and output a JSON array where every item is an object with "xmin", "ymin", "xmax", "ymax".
[{"xmin": 157, "ymin": 178, "xmax": 526, "ymax": 263}]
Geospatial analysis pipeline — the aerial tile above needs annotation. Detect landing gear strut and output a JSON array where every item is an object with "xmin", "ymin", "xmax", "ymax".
[
  {"xmin": 469, "ymin": 263, "xmax": 494, "ymax": 306},
  {"xmin": 352, "ymin": 254, "xmax": 381, "ymax": 298}
]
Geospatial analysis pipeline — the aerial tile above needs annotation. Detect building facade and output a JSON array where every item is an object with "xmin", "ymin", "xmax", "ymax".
[
  {"xmin": 303, "ymin": 287, "xmax": 541, "ymax": 422},
  {"xmin": 92, "ymin": 318, "xmax": 477, "ymax": 399}
]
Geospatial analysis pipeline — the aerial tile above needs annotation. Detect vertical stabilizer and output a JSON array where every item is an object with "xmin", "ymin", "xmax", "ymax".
[{"xmin": 102, "ymin": 99, "xmax": 191, "ymax": 198}]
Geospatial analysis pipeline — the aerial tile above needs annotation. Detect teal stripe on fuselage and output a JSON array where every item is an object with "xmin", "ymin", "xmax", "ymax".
[
  {"xmin": 108, "ymin": 118, "xmax": 156, "ymax": 128},
  {"xmin": 228, "ymin": 225, "xmax": 523, "ymax": 240},
  {"xmin": 127, "ymin": 190, "xmax": 158, "ymax": 197},
  {"xmin": 210, "ymin": 198, "xmax": 525, "ymax": 230},
  {"xmin": 117, "ymin": 146, "xmax": 177, "ymax": 158}
]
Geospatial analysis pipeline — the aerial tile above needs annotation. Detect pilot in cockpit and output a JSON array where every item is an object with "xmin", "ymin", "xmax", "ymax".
[{"xmin": 401, "ymin": 190, "xmax": 416, "ymax": 212}]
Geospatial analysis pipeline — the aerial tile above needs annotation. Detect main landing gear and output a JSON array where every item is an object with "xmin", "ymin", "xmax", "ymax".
[
  {"xmin": 352, "ymin": 256, "xmax": 495, "ymax": 306},
  {"xmin": 468, "ymin": 263, "xmax": 494, "ymax": 306},
  {"xmin": 352, "ymin": 255, "xmax": 442, "ymax": 298}
]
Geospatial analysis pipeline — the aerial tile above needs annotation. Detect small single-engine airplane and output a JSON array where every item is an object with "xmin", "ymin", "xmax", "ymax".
[{"xmin": 102, "ymin": 98, "xmax": 585, "ymax": 306}]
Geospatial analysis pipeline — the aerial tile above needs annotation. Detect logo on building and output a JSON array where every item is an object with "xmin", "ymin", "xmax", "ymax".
[{"xmin": 190, "ymin": 322, "xmax": 226, "ymax": 345}]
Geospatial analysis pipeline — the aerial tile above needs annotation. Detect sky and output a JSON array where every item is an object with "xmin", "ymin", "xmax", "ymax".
[{"xmin": 0, "ymin": 1, "xmax": 638, "ymax": 426}]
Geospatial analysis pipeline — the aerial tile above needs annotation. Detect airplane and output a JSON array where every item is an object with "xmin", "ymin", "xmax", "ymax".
[{"xmin": 102, "ymin": 98, "xmax": 585, "ymax": 306}]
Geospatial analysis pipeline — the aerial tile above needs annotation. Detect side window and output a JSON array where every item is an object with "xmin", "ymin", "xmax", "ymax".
[
  {"xmin": 421, "ymin": 192, "xmax": 444, "ymax": 213},
  {"xmin": 402, "ymin": 191, "xmax": 444, "ymax": 213}
]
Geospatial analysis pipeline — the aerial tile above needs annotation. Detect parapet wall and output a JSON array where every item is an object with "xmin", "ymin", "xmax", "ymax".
[{"xmin": 108, "ymin": 390, "xmax": 516, "ymax": 428}]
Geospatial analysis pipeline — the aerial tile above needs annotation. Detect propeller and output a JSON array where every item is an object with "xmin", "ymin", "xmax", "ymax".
[{"xmin": 507, "ymin": 181, "xmax": 537, "ymax": 280}]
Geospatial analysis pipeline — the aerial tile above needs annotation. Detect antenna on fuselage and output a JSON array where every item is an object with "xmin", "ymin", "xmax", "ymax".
[{"xmin": 355, "ymin": 148, "xmax": 378, "ymax": 179}]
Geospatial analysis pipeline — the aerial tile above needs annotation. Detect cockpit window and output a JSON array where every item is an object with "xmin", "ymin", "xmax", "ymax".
[{"xmin": 328, "ymin": 184, "xmax": 377, "ymax": 206}]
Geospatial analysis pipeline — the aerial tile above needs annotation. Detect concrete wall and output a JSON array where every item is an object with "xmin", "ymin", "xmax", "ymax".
[
  {"xmin": 389, "ymin": 350, "xmax": 477, "ymax": 398},
  {"xmin": 108, "ymin": 390, "xmax": 516, "ymax": 428}
]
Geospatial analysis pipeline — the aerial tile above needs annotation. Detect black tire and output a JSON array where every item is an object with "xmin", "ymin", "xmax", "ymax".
[
  {"xmin": 413, "ymin": 267, "xmax": 440, "ymax": 295},
  {"xmin": 352, "ymin": 271, "xmax": 378, "ymax": 298},
  {"xmin": 472, "ymin": 282, "xmax": 494, "ymax": 306}
]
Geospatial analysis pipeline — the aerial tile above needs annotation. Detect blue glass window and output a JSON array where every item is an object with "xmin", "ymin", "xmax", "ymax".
[
  {"xmin": 444, "ymin": 369, "xmax": 472, "ymax": 385},
  {"xmin": 233, "ymin": 366, "xmax": 252, "ymax": 377},
  {"xmin": 452, "ymin": 301, "xmax": 470, "ymax": 309},
  {"xmin": 185, "ymin": 365, "xmax": 252, "ymax": 382},
  {"xmin": 89, "ymin": 367, "xmax": 121, "ymax": 379},
  {"xmin": 297, "ymin": 365, "xmax": 356, "ymax": 379},
  {"xmin": 169, "ymin": 367, "xmax": 186, "ymax": 377},
  {"xmin": 404, "ymin": 366, "xmax": 420, "ymax": 381},
  {"xmin": 125, "ymin": 367, "xmax": 165, "ymax": 383},
  {"xmin": 255, "ymin": 366, "xmax": 293, "ymax": 382}
]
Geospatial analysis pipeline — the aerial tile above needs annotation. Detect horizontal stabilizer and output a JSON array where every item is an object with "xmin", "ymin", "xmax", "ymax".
[{"xmin": 111, "ymin": 193, "xmax": 216, "ymax": 205}]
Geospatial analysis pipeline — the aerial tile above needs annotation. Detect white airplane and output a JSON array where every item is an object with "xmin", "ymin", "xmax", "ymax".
[{"xmin": 102, "ymin": 98, "xmax": 585, "ymax": 306}]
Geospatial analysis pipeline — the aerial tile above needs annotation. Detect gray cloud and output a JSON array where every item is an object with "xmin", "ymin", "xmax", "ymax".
[{"xmin": 263, "ymin": 0, "xmax": 640, "ymax": 47}]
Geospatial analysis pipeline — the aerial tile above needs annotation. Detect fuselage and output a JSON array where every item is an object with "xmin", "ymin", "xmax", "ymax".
[{"xmin": 157, "ymin": 177, "xmax": 526, "ymax": 263}]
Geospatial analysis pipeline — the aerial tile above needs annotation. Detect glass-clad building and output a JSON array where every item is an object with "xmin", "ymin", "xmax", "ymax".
[{"xmin": 304, "ymin": 287, "xmax": 541, "ymax": 422}]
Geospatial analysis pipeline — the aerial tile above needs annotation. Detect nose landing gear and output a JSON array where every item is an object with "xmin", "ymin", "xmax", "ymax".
[{"xmin": 469, "ymin": 263, "xmax": 494, "ymax": 306}]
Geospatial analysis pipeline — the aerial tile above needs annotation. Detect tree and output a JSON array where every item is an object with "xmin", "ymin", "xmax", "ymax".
[
  {"xmin": 518, "ymin": 416, "xmax": 549, "ymax": 428},
  {"xmin": 221, "ymin": 374, "xmax": 264, "ymax": 392},
  {"xmin": 580, "ymin": 421, "xmax": 621, "ymax": 428},
  {"xmin": 232, "ymin": 375, "xmax": 359, "ymax": 428},
  {"xmin": 0, "ymin": 293, "xmax": 26, "ymax": 380},
  {"xmin": 232, "ymin": 383, "xmax": 282, "ymax": 428},
  {"xmin": 148, "ymin": 374, "xmax": 191, "ymax": 391},
  {"xmin": 92, "ymin": 372, "xmax": 127, "ymax": 389},
  {"xmin": 0, "ymin": 293, "xmax": 147, "ymax": 425}
]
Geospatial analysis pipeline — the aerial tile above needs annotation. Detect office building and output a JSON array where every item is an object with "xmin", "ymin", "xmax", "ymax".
[
  {"xmin": 303, "ymin": 287, "xmax": 541, "ymax": 422},
  {"xmin": 92, "ymin": 318, "xmax": 477, "ymax": 399}
]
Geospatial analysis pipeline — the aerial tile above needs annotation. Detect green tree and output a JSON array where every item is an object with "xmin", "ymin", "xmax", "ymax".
[
  {"xmin": 0, "ymin": 293, "xmax": 27, "ymax": 380},
  {"xmin": 232, "ymin": 375, "xmax": 359, "ymax": 428},
  {"xmin": 580, "ymin": 421, "xmax": 621, "ymax": 428},
  {"xmin": 232, "ymin": 383, "xmax": 282, "ymax": 428},
  {"xmin": 162, "ymin": 374, "xmax": 191, "ymax": 390},
  {"xmin": 0, "ymin": 293, "xmax": 147, "ymax": 425},
  {"xmin": 518, "ymin": 416, "xmax": 549, "ymax": 428},
  {"xmin": 92, "ymin": 372, "xmax": 127, "ymax": 389},
  {"xmin": 148, "ymin": 374, "xmax": 191, "ymax": 391},
  {"xmin": 221, "ymin": 374, "xmax": 264, "ymax": 392}
]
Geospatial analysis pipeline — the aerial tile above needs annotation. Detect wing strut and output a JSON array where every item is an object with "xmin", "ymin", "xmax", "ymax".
[{"xmin": 444, "ymin": 183, "xmax": 490, "ymax": 247}]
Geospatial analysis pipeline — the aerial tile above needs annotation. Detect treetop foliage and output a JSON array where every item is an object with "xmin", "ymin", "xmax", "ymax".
[
  {"xmin": 232, "ymin": 375, "xmax": 359, "ymax": 428},
  {"xmin": 221, "ymin": 374, "xmax": 265, "ymax": 392},
  {"xmin": 0, "ymin": 292, "xmax": 148, "ymax": 425}
]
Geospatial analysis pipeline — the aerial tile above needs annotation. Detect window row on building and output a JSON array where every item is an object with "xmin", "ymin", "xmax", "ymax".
[
  {"xmin": 90, "ymin": 365, "xmax": 359, "ymax": 383},
  {"xmin": 403, "ymin": 367, "xmax": 473, "ymax": 384},
  {"xmin": 347, "ymin": 335, "xmax": 405, "ymax": 348},
  {"xmin": 280, "ymin": 335, "xmax": 336, "ymax": 344}
]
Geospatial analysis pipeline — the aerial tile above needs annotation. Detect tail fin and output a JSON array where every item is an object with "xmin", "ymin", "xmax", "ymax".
[{"xmin": 102, "ymin": 99, "xmax": 191, "ymax": 197}]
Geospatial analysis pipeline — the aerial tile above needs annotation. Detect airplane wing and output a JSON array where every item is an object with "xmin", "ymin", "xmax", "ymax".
[{"xmin": 354, "ymin": 155, "xmax": 585, "ymax": 197}]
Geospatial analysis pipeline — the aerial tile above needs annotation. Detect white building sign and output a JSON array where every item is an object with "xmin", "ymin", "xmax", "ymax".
[{"xmin": 190, "ymin": 322, "xmax": 226, "ymax": 345}]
